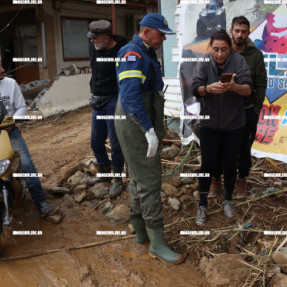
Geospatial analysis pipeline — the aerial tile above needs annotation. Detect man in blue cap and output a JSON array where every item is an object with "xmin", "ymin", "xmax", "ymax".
[{"xmin": 115, "ymin": 13, "xmax": 185, "ymax": 264}]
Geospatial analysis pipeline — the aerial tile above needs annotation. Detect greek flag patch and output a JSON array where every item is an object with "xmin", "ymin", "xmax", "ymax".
[{"xmin": 127, "ymin": 55, "xmax": 136, "ymax": 62}]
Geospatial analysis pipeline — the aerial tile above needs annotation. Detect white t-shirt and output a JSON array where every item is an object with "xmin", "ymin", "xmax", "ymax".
[{"xmin": 0, "ymin": 77, "xmax": 27, "ymax": 116}]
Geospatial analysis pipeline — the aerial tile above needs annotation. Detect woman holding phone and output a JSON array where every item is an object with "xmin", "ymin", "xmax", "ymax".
[{"xmin": 191, "ymin": 29, "xmax": 252, "ymax": 225}]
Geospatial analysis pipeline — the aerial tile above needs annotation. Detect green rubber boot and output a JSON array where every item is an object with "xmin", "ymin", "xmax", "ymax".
[
  {"xmin": 130, "ymin": 215, "xmax": 149, "ymax": 244},
  {"xmin": 145, "ymin": 223, "xmax": 186, "ymax": 264}
]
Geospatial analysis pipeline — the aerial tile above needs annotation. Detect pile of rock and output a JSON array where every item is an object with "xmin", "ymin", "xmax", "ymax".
[
  {"xmin": 270, "ymin": 248, "xmax": 287, "ymax": 286},
  {"xmin": 197, "ymin": 247, "xmax": 287, "ymax": 286},
  {"xmin": 161, "ymin": 178, "xmax": 199, "ymax": 211},
  {"xmin": 54, "ymin": 158, "xmax": 130, "ymax": 224}
]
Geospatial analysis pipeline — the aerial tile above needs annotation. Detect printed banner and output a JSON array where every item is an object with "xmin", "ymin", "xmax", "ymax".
[
  {"xmin": 250, "ymin": 4, "xmax": 287, "ymax": 163},
  {"xmin": 179, "ymin": 1, "xmax": 287, "ymax": 163}
]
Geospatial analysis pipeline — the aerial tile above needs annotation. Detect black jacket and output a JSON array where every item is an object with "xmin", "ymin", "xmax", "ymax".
[
  {"xmin": 89, "ymin": 35, "xmax": 128, "ymax": 96},
  {"xmin": 191, "ymin": 50, "xmax": 252, "ymax": 131},
  {"xmin": 239, "ymin": 38, "xmax": 267, "ymax": 115}
]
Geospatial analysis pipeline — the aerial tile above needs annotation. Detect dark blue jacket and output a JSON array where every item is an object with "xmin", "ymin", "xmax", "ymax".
[{"xmin": 116, "ymin": 34, "xmax": 164, "ymax": 132}]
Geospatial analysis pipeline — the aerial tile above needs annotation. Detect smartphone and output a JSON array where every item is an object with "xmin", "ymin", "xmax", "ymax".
[{"xmin": 220, "ymin": 73, "xmax": 233, "ymax": 83}]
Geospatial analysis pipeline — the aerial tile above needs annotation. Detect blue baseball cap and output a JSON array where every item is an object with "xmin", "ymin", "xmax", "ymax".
[{"xmin": 139, "ymin": 13, "xmax": 175, "ymax": 35}]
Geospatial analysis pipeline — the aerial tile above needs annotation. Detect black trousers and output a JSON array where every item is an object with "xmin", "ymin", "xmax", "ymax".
[
  {"xmin": 214, "ymin": 108, "xmax": 259, "ymax": 179},
  {"xmin": 238, "ymin": 108, "xmax": 259, "ymax": 177},
  {"xmin": 199, "ymin": 126, "xmax": 245, "ymax": 196}
]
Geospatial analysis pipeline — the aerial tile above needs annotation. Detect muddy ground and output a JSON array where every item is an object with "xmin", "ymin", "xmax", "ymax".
[
  {"xmin": 1, "ymin": 106, "xmax": 286, "ymax": 287},
  {"xmin": 0, "ymin": 106, "xmax": 208, "ymax": 287}
]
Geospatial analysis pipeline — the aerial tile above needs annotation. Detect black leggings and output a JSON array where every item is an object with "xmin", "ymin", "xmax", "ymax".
[{"xmin": 199, "ymin": 127, "xmax": 245, "ymax": 201}]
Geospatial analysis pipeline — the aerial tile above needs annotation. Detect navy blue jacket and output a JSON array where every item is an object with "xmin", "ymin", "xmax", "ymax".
[{"xmin": 116, "ymin": 34, "xmax": 164, "ymax": 132}]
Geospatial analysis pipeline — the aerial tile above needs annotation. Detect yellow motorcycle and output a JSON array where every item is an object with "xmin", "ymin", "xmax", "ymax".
[{"xmin": 0, "ymin": 101, "xmax": 26, "ymax": 253}]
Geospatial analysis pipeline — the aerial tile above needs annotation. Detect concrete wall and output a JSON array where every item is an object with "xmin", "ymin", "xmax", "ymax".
[{"xmin": 37, "ymin": 73, "xmax": 91, "ymax": 117}]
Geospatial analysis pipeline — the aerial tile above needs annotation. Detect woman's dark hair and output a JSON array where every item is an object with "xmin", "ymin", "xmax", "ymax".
[{"xmin": 210, "ymin": 29, "xmax": 232, "ymax": 48}]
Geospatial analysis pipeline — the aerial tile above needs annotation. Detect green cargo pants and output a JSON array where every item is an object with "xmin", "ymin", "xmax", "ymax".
[{"xmin": 114, "ymin": 91, "xmax": 165, "ymax": 227}]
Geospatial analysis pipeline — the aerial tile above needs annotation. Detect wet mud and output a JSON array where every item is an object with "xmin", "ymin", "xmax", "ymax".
[{"xmin": 0, "ymin": 107, "xmax": 207, "ymax": 287}]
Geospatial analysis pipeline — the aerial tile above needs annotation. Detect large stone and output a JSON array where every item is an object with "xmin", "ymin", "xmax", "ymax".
[
  {"xmin": 206, "ymin": 254, "xmax": 249, "ymax": 287},
  {"xmin": 168, "ymin": 198, "xmax": 181, "ymax": 211},
  {"xmin": 67, "ymin": 171, "xmax": 86, "ymax": 186},
  {"xmin": 180, "ymin": 177, "xmax": 193, "ymax": 185},
  {"xmin": 74, "ymin": 191, "xmax": 86, "ymax": 203},
  {"xmin": 84, "ymin": 158, "xmax": 97, "ymax": 167},
  {"xmin": 46, "ymin": 210, "xmax": 64, "ymax": 224},
  {"xmin": 73, "ymin": 183, "xmax": 87, "ymax": 192},
  {"xmin": 162, "ymin": 183, "xmax": 178, "ymax": 196},
  {"xmin": 266, "ymin": 265, "xmax": 281, "ymax": 278},
  {"xmin": 88, "ymin": 163, "xmax": 97, "ymax": 175},
  {"xmin": 272, "ymin": 250, "xmax": 287, "ymax": 273},
  {"xmin": 128, "ymin": 223, "xmax": 135, "ymax": 234},
  {"xmin": 106, "ymin": 204, "xmax": 130, "ymax": 223},
  {"xmin": 60, "ymin": 163, "xmax": 85, "ymax": 184},
  {"xmin": 160, "ymin": 191, "xmax": 166, "ymax": 198},
  {"xmin": 270, "ymin": 273, "xmax": 287, "ymax": 287},
  {"xmin": 199, "ymin": 257, "xmax": 209, "ymax": 273},
  {"xmin": 161, "ymin": 145, "xmax": 180, "ymax": 160},
  {"xmin": 100, "ymin": 201, "xmax": 114, "ymax": 214},
  {"xmin": 90, "ymin": 183, "xmax": 109, "ymax": 199}
]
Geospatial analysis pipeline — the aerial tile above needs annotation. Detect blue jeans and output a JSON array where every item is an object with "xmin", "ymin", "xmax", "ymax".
[
  {"xmin": 90, "ymin": 97, "xmax": 124, "ymax": 169},
  {"xmin": 9, "ymin": 127, "xmax": 45, "ymax": 210}
]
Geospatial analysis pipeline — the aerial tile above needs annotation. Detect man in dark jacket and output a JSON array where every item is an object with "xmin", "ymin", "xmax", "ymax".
[
  {"xmin": 208, "ymin": 16, "xmax": 267, "ymax": 198},
  {"xmin": 87, "ymin": 20, "xmax": 128, "ymax": 198}
]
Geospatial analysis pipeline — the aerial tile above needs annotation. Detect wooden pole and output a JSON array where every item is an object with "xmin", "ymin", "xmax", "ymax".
[{"xmin": 111, "ymin": 4, "xmax": 116, "ymax": 34}]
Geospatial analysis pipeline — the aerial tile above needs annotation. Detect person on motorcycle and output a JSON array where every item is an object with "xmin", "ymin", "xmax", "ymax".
[{"xmin": 0, "ymin": 63, "xmax": 60, "ymax": 220}]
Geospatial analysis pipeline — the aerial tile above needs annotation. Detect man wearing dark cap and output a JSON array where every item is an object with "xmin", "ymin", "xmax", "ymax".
[
  {"xmin": 115, "ymin": 13, "xmax": 185, "ymax": 264},
  {"xmin": 87, "ymin": 20, "xmax": 127, "ymax": 198}
]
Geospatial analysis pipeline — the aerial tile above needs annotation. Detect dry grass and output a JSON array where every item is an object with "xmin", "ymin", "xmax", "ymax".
[{"xmin": 161, "ymin": 132, "xmax": 287, "ymax": 286}]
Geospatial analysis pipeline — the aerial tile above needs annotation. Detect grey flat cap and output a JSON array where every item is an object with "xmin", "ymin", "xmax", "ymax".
[{"xmin": 87, "ymin": 20, "xmax": 112, "ymax": 38}]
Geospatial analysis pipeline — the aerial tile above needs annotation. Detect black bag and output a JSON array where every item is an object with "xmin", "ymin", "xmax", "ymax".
[{"xmin": 89, "ymin": 94, "xmax": 114, "ymax": 110}]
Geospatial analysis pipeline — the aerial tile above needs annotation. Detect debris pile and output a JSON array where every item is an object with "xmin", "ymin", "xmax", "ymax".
[{"xmin": 48, "ymin": 129, "xmax": 287, "ymax": 286}]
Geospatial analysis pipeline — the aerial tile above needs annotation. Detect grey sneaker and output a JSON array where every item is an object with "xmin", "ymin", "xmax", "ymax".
[
  {"xmin": 196, "ymin": 206, "xmax": 208, "ymax": 225},
  {"xmin": 39, "ymin": 202, "xmax": 59, "ymax": 218},
  {"xmin": 223, "ymin": 200, "xmax": 235, "ymax": 218}
]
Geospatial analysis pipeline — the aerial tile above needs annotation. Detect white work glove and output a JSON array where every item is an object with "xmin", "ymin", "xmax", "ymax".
[{"xmin": 145, "ymin": 128, "xmax": 159, "ymax": 158}]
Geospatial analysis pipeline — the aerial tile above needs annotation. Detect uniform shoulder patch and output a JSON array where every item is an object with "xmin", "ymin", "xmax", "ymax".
[{"xmin": 123, "ymin": 51, "xmax": 142, "ymax": 60}]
